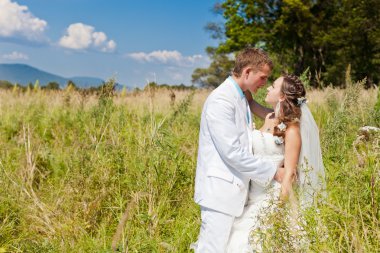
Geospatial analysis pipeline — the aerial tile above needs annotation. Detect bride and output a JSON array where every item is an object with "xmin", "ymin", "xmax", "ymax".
[{"xmin": 226, "ymin": 74, "xmax": 325, "ymax": 252}]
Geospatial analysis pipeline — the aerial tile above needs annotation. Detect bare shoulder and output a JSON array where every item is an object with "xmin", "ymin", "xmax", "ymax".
[{"xmin": 285, "ymin": 124, "xmax": 301, "ymax": 139}]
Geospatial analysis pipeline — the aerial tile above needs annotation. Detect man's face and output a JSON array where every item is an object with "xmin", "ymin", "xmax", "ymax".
[{"xmin": 245, "ymin": 64, "xmax": 271, "ymax": 93}]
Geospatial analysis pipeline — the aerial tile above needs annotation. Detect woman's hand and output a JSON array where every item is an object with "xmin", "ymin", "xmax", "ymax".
[
  {"xmin": 280, "ymin": 171, "xmax": 296, "ymax": 201},
  {"xmin": 274, "ymin": 166, "xmax": 285, "ymax": 183}
]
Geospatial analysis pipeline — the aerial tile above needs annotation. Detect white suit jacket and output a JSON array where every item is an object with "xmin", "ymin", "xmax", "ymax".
[{"xmin": 194, "ymin": 77, "xmax": 277, "ymax": 217}]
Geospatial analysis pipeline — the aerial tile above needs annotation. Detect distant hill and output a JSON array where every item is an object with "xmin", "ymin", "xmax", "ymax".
[
  {"xmin": 0, "ymin": 64, "xmax": 106, "ymax": 88},
  {"xmin": 69, "ymin": 76, "xmax": 105, "ymax": 88}
]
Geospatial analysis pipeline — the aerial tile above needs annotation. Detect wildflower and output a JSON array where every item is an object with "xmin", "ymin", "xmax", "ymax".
[
  {"xmin": 297, "ymin": 97, "xmax": 307, "ymax": 106},
  {"xmin": 274, "ymin": 136, "xmax": 284, "ymax": 145},
  {"xmin": 278, "ymin": 122, "xmax": 287, "ymax": 132}
]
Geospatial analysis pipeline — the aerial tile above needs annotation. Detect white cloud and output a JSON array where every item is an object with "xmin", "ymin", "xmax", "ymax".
[
  {"xmin": 0, "ymin": 0, "xmax": 47, "ymax": 42},
  {"xmin": 171, "ymin": 72, "xmax": 184, "ymax": 81},
  {"xmin": 187, "ymin": 54, "xmax": 203, "ymax": 63},
  {"xmin": 92, "ymin": 32, "xmax": 107, "ymax": 46},
  {"xmin": 2, "ymin": 51, "xmax": 29, "ymax": 60},
  {"xmin": 103, "ymin": 40, "xmax": 116, "ymax": 53},
  {"xmin": 164, "ymin": 66, "xmax": 187, "ymax": 82},
  {"xmin": 127, "ymin": 50, "xmax": 204, "ymax": 66},
  {"xmin": 59, "ymin": 23, "xmax": 116, "ymax": 52}
]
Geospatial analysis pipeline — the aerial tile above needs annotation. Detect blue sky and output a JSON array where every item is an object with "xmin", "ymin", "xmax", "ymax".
[{"xmin": 0, "ymin": 0, "xmax": 222, "ymax": 88}]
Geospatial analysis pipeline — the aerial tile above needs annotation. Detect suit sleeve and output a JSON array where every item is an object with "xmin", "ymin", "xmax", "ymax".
[{"xmin": 205, "ymin": 95, "xmax": 277, "ymax": 186}]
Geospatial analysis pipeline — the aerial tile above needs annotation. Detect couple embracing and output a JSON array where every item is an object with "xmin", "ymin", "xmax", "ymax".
[{"xmin": 192, "ymin": 48, "xmax": 325, "ymax": 252}]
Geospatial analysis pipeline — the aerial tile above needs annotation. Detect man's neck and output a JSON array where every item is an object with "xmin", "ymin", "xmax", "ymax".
[{"xmin": 231, "ymin": 75, "xmax": 246, "ymax": 91}]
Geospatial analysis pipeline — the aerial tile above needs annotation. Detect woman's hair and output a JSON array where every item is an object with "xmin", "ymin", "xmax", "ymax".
[
  {"xmin": 273, "ymin": 74, "xmax": 306, "ymax": 139},
  {"xmin": 232, "ymin": 47, "xmax": 273, "ymax": 77}
]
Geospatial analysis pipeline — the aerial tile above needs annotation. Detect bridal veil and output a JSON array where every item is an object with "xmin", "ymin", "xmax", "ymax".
[{"xmin": 298, "ymin": 104, "xmax": 326, "ymax": 207}]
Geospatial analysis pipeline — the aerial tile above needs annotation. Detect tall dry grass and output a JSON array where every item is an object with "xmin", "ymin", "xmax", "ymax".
[{"xmin": 0, "ymin": 80, "xmax": 378, "ymax": 252}]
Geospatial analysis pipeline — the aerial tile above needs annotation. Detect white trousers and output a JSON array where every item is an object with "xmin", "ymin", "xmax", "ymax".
[{"xmin": 193, "ymin": 206, "xmax": 235, "ymax": 253}]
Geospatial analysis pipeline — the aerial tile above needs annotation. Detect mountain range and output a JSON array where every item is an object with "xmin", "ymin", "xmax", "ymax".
[{"xmin": 0, "ymin": 64, "xmax": 107, "ymax": 88}]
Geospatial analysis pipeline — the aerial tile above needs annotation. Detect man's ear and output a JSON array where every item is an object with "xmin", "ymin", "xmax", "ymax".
[{"xmin": 242, "ymin": 67, "xmax": 252, "ymax": 78}]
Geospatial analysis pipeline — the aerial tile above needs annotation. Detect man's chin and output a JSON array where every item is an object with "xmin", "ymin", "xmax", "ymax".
[
  {"xmin": 251, "ymin": 88, "xmax": 258, "ymax": 94},
  {"xmin": 251, "ymin": 85, "xmax": 264, "ymax": 94}
]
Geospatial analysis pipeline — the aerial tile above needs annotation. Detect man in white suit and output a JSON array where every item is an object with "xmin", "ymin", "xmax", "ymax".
[{"xmin": 193, "ymin": 48, "xmax": 284, "ymax": 252}]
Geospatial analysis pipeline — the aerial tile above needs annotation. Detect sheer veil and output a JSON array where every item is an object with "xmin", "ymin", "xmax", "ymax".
[{"xmin": 297, "ymin": 104, "xmax": 326, "ymax": 207}]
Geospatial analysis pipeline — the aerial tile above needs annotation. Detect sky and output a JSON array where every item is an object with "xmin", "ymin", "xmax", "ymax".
[{"xmin": 0, "ymin": 0, "xmax": 222, "ymax": 88}]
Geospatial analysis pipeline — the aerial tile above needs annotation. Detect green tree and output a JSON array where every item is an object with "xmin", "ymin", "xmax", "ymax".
[
  {"xmin": 197, "ymin": 0, "xmax": 380, "ymax": 87},
  {"xmin": 44, "ymin": 82, "xmax": 60, "ymax": 90},
  {"xmin": 66, "ymin": 80, "xmax": 78, "ymax": 90},
  {"xmin": 144, "ymin": 81, "xmax": 158, "ymax": 90},
  {"xmin": 318, "ymin": 0, "xmax": 380, "ymax": 86},
  {"xmin": 0, "ymin": 80, "xmax": 14, "ymax": 90},
  {"xmin": 191, "ymin": 47, "xmax": 234, "ymax": 87}
]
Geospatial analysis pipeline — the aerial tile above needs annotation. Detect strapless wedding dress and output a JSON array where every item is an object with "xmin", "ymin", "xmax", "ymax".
[{"xmin": 226, "ymin": 129, "xmax": 284, "ymax": 253}]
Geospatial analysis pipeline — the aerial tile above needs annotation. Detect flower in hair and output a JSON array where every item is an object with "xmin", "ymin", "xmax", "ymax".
[
  {"xmin": 277, "ymin": 122, "xmax": 287, "ymax": 132},
  {"xmin": 274, "ymin": 136, "xmax": 284, "ymax": 145},
  {"xmin": 297, "ymin": 97, "xmax": 307, "ymax": 105}
]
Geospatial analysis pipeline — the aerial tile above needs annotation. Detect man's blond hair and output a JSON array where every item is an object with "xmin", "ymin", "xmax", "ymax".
[{"xmin": 232, "ymin": 48, "xmax": 273, "ymax": 77}]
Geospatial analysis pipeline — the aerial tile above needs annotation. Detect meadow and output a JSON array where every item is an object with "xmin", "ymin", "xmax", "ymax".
[{"xmin": 0, "ymin": 77, "xmax": 379, "ymax": 252}]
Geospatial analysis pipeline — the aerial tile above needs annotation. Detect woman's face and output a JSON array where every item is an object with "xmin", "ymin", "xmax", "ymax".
[{"xmin": 265, "ymin": 76, "xmax": 284, "ymax": 107}]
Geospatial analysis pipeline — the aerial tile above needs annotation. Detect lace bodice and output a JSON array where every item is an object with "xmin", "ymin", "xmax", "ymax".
[
  {"xmin": 251, "ymin": 129, "xmax": 284, "ymax": 159},
  {"xmin": 248, "ymin": 130, "xmax": 285, "ymax": 203}
]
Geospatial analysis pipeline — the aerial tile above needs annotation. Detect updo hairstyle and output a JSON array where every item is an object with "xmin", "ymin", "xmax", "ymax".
[{"xmin": 273, "ymin": 74, "xmax": 306, "ymax": 140}]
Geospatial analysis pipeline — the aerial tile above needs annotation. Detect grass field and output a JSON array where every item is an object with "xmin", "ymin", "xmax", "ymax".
[{"xmin": 0, "ymin": 79, "xmax": 379, "ymax": 252}]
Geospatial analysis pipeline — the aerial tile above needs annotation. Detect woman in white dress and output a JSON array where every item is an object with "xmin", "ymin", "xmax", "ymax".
[{"xmin": 226, "ymin": 74, "xmax": 325, "ymax": 252}]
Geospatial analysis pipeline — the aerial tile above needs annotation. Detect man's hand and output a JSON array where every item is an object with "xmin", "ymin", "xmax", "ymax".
[{"xmin": 274, "ymin": 167, "xmax": 285, "ymax": 183}]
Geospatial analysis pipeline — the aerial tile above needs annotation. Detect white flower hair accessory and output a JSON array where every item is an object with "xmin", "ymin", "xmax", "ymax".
[
  {"xmin": 297, "ymin": 97, "xmax": 307, "ymax": 106},
  {"xmin": 277, "ymin": 122, "xmax": 287, "ymax": 132},
  {"xmin": 274, "ymin": 136, "xmax": 284, "ymax": 145}
]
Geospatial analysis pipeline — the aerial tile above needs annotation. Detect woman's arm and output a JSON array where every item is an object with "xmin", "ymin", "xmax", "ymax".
[
  {"xmin": 281, "ymin": 124, "xmax": 301, "ymax": 200},
  {"xmin": 244, "ymin": 90, "xmax": 273, "ymax": 119}
]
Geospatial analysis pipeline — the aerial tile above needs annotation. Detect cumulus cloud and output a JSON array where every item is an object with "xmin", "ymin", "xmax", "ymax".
[
  {"xmin": 2, "ymin": 51, "xmax": 29, "ymax": 60},
  {"xmin": 128, "ymin": 50, "xmax": 204, "ymax": 66},
  {"xmin": 59, "ymin": 23, "xmax": 116, "ymax": 52},
  {"xmin": 0, "ymin": 0, "xmax": 47, "ymax": 42}
]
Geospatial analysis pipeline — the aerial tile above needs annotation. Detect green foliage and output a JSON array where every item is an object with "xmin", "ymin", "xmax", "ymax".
[
  {"xmin": 43, "ymin": 82, "xmax": 60, "ymax": 90},
  {"xmin": 66, "ymin": 80, "xmax": 78, "ymax": 90},
  {"xmin": 144, "ymin": 81, "xmax": 196, "ymax": 91},
  {"xmin": 322, "ymin": 66, "xmax": 365, "ymax": 159},
  {"xmin": 373, "ymin": 88, "xmax": 380, "ymax": 126},
  {"xmin": 191, "ymin": 46, "xmax": 234, "ymax": 87},
  {"xmin": 0, "ymin": 90, "xmax": 200, "ymax": 252},
  {"xmin": 200, "ymin": 0, "xmax": 380, "ymax": 87},
  {"xmin": 0, "ymin": 80, "xmax": 14, "ymax": 90},
  {"xmin": 299, "ymin": 67, "xmax": 311, "ymax": 90}
]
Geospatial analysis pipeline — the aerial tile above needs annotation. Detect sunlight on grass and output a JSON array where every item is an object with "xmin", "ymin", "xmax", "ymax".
[{"xmin": 0, "ymin": 82, "xmax": 378, "ymax": 252}]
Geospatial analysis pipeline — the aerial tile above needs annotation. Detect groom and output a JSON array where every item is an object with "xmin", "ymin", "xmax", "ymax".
[{"xmin": 193, "ymin": 48, "xmax": 284, "ymax": 252}]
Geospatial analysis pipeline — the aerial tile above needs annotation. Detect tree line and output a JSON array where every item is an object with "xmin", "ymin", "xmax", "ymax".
[
  {"xmin": 0, "ymin": 80, "xmax": 197, "ymax": 93},
  {"xmin": 0, "ymin": 80, "xmax": 79, "ymax": 91},
  {"xmin": 192, "ymin": 0, "xmax": 380, "ymax": 88},
  {"xmin": 0, "ymin": 80, "xmax": 115, "ymax": 95}
]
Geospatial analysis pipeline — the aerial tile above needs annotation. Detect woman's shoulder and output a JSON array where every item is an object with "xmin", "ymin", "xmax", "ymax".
[{"xmin": 285, "ymin": 124, "xmax": 301, "ymax": 139}]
